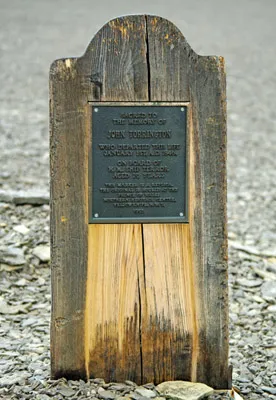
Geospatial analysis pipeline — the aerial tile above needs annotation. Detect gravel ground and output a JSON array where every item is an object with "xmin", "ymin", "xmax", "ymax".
[{"xmin": 0, "ymin": 0, "xmax": 276, "ymax": 399}]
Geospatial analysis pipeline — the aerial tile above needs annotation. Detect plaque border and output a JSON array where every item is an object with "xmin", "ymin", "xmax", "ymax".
[{"xmin": 88, "ymin": 102, "xmax": 189, "ymax": 224}]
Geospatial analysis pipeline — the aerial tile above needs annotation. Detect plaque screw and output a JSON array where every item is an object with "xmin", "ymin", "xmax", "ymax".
[
  {"xmin": 94, "ymin": 108, "xmax": 99, "ymax": 113},
  {"xmin": 181, "ymin": 107, "xmax": 185, "ymax": 112},
  {"xmin": 179, "ymin": 212, "xmax": 184, "ymax": 217},
  {"xmin": 94, "ymin": 213, "xmax": 99, "ymax": 218}
]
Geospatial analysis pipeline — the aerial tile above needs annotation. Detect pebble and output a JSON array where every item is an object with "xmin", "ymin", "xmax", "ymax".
[
  {"xmin": 33, "ymin": 245, "xmax": 50, "ymax": 262},
  {"xmin": 267, "ymin": 264, "xmax": 276, "ymax": 274},
  {"xmin": 135, "ymin": 387, "xmax": 157, "ymax": 398},
  {"xmin": 261, "ymin": 281, "xmax": 276, "ymax": 299},
  {"xmin": 0, "ymin": 297, "xmax": 29, "ymax": 314},
  {"xmin": 271, "ymin": 375, "xmax": 276, "ymax": 385},
  {"xmin": 0, "ymin": 246, "xmax": 25, "ymax": 265},
  {"xmin": 13, "ymin": 224, "xmax": 30, "ymax": 234},
  {"xmin": 109, "ymin": 384, "xmax": 129, "ymax": 391},
  {"xmin": 0, "ymin": 371, "xmax": 31, "ymax": 386},
  {"xmin": 0, "ymin": 190, "xmax": 13, "ymax": 203},
  {"xmin": 261, "ymin": 386, "xmax": 276, "ymax": 395},
  {"xmin": 23, "ymin": 317, "xmax": 39, "ymax": 327},
  {"xmin": 236, "ymin": 278, "xmax": 263, "ymax": 288},
  {"xmin": 58, "ymin": 386, "xmax": 76, "ymax": 397},
  {"xmin": 267, "ymin": 304, "xmax": 276, "ymax": 312},
  {"xmin": 253, "ymin": 376, "xmax": 262, "ymax": 385},
  {"xmin": 156, "ymin": 381, "xmax": 214, "ymax": 400},
  {"xmin": 98, "ymin": 389, "xmax": 117, "ymax": 399},
  {"xmin": 130, "ymin": 392, "xmax": 143, "ymax": 400},
  {"xmin": 126, "ymin": 380, "xmax": 138, "ymax": 387},
  {"xmin": 0, "ymin": 189, "xmax": 49, "ymax": 205}
]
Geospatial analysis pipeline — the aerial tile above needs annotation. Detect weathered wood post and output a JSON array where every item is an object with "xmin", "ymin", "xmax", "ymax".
[{"xmin": 50, "ymin": 15, "xmax": 229, "ymax": 388}]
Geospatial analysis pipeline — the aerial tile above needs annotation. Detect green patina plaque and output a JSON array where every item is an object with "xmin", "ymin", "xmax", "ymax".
[{"xmin": 89, "ymin": 103, "xmax": 188, "ymax": 223}]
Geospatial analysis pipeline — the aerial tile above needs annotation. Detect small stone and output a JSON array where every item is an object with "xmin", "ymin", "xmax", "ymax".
[
  {"xmin": 108, "ymin": 384, "xmax": 128, "ymax": 391},
  {"xmin": 0, "ymin": 297, "xmax": 28, "ymax": 314},
  {"xmin": 0, "ymin": 172, "xmax": 11, "ymax": 179},
  {"xmin": 33, "ymin": 245, "xmax": 50, "ymax": 262},
  {"xmin": 135, "ymin": 387, "xmax": 156, "ymax": 398},
  {"xmin": 129, "ymin": 392, "xmax": 142, "ymax": 400},
  {"xmin": 125, "ymin": 380, "xmax": 137, "ymax": 387},
  {"xmin": 252, "ymin": 295, "xmax": 265, "ymax": 303},
  {"xmin": 236, "ymin": 278, "xmax": 263, "ymax": 288},
  {"xmin": 261, "ymin": 386, "xmax": 276, "ymax": 395},
  {"xmin": 58, "ymin": 386, "xmax": 75, "ymax": 396},
  {"xmin": 228, "ymin": 231, "xmax": 237, "ymax": 240},
  {"xmin": 0, "ymin": 190, "xmax": 13, "ymax": 202},
  {"xmin": 230, "ymin": 242, "xmax": 276, "ymax": 258},
  {"xmin": 29, "ymin": 362, "xmax": 44, "ymax": 372},
  {"xmin": 267, "ymin": 264, "xmax": 276, "ymax": 274},
  {"xmin": 156, "ymin": 381, "xmax": 214, "ymax": 400},
  {"xmin": 0, "ymin": 246, "xmax": 25, "ymax": 265},
  {"xmin": 13, "ymin": 190, "xmax": 49, "ymax": 205},
  {"xmin": 22, "ymin": 317, "xmax": 38, "ymax": 327},
  {"xmin": 261, "ymin": 281, "xmax": 276, "ymax": 299},
  {"xmin": 253, "ymin": 376, "xmax": 262, "ymax": 385},
  {"xmin": 13, "ymin": 224, "xmax": 30, "ymax": 234},
  {"xmin": 117, "ymin": 397, "xmax": 131, "ymax": 400},
  {"xmin": 14, "ymin": 278, "xmax": 27, "ymax": 286},
  {"xmin": 143, "ymin": 384, "xmax": 155, "ymax": 390},
  {"xmin": 266, "ymin": 360, "xmax": 275, "ymax": 372},
  {"xmin": 98, "ymin": 389, "xmax": 116, "ymax": 399},
  {"xmin": 0, "ymin": 371, "xmax": 31, "ymax": 387},
  {"xmin": 267, "ymin": 304, "xmax": 276, "ymax": 312},
  {"xmin": 0, "ymin": 189, "xmax": 49, "ymax": 205}
]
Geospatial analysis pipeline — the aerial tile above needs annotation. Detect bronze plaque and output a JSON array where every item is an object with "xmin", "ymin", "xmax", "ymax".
[{"xmin": 89, "ymin": 103, "xmax": 188, "ymax": 223}]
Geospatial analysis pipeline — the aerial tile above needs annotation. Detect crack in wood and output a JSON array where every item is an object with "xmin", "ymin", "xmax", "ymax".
[
  {"xmin": 51, "ymin": 14, "xmax": 229, "ymax": 388},
  {"xmin": 145, "ymin": 15, "xmax": 151, "ymax": 102}
]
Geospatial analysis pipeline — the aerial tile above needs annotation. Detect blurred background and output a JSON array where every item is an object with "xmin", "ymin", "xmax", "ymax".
[{"xmin": 0, "ymin": 1, "xmax": 276, "ymax": 399}]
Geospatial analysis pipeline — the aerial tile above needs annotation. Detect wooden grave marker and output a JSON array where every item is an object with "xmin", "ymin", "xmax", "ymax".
[{"xmin": 50, "ymin": 15, "xmax": 229, "ymax": 388}]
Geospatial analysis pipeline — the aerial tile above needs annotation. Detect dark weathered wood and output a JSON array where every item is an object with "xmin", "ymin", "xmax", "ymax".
[
  {"xmin": 145, "ymin": 15, "xmax": 190, "ymax": 101},
  {"xmin": 50, "ymin": 14, "xmax": 228, "ymax": 388},
  {"xmin": 50, "ymin": 15, "xmax": 148, "ymax": 382},
  {"xmin": 84, "ymin": 16, "xmax": 148, "ymax": 383},
  {"xmin": 50, "ymin": 57, "xmax": 90, "ymax": 379},
  {"xmin": 143, "ymin": 15, "xmax": 228, "ymax": 388},
  {"xmin": 188, "ymin": 54, "xmax": 228, "ymax": 388}
]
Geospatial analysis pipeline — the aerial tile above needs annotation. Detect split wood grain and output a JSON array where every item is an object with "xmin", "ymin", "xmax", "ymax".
[
  {"xmin": 143, "ymin": 15, "xmax": 228, "ymax": 388},
  {"xmin": 85, "ymin": 16, "xmax": 148, "ymax": 383},
  {"xmin": 50, "ymin": 15, "xmax": 148, "ymax": 382},
  {"xmin": 50, "ymin": 14, "xmax": 229, "ymax": 388}
]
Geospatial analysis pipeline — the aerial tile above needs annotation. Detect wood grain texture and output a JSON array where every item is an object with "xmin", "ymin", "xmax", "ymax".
[
  {"xmin": 141, "ymin": 224, "xmax": 197, "ymax": 383},
  {"xmin": 145, "ymin": 15, "xmax": 228, "ymax": 388},
  {"xmin": 84, "ymin": 16, "xmax": 148, "ymax": 383},
  {"xmin": 83, "ymin": 16, "xmax": 148, "ymax": 102},
  {"xmin": 140, "ymin": 105, "xmax": 199, "ymax": 384},
  {"xmin": 50, "ymin": 57, "xmax": 90, "ymax": 379},
  {"xmin": 189, "ymin": 55, "xmax": 228, "ymax": 388},
  {"xmin": 50, "ymin": 15, "xmax": 148, "ymax": 381},
  {"xmin": 86, "ymin": 224, "xmax": 143, "ymax": 382},
  {"xmin": 50, "ymin": 14, "xmax": 228, "ymax": 388}
]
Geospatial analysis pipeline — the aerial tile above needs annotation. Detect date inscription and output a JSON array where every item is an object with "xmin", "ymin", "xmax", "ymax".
[{"xmin": 90, "ymin": 104, "xmax": 188, "ymax": 223}]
